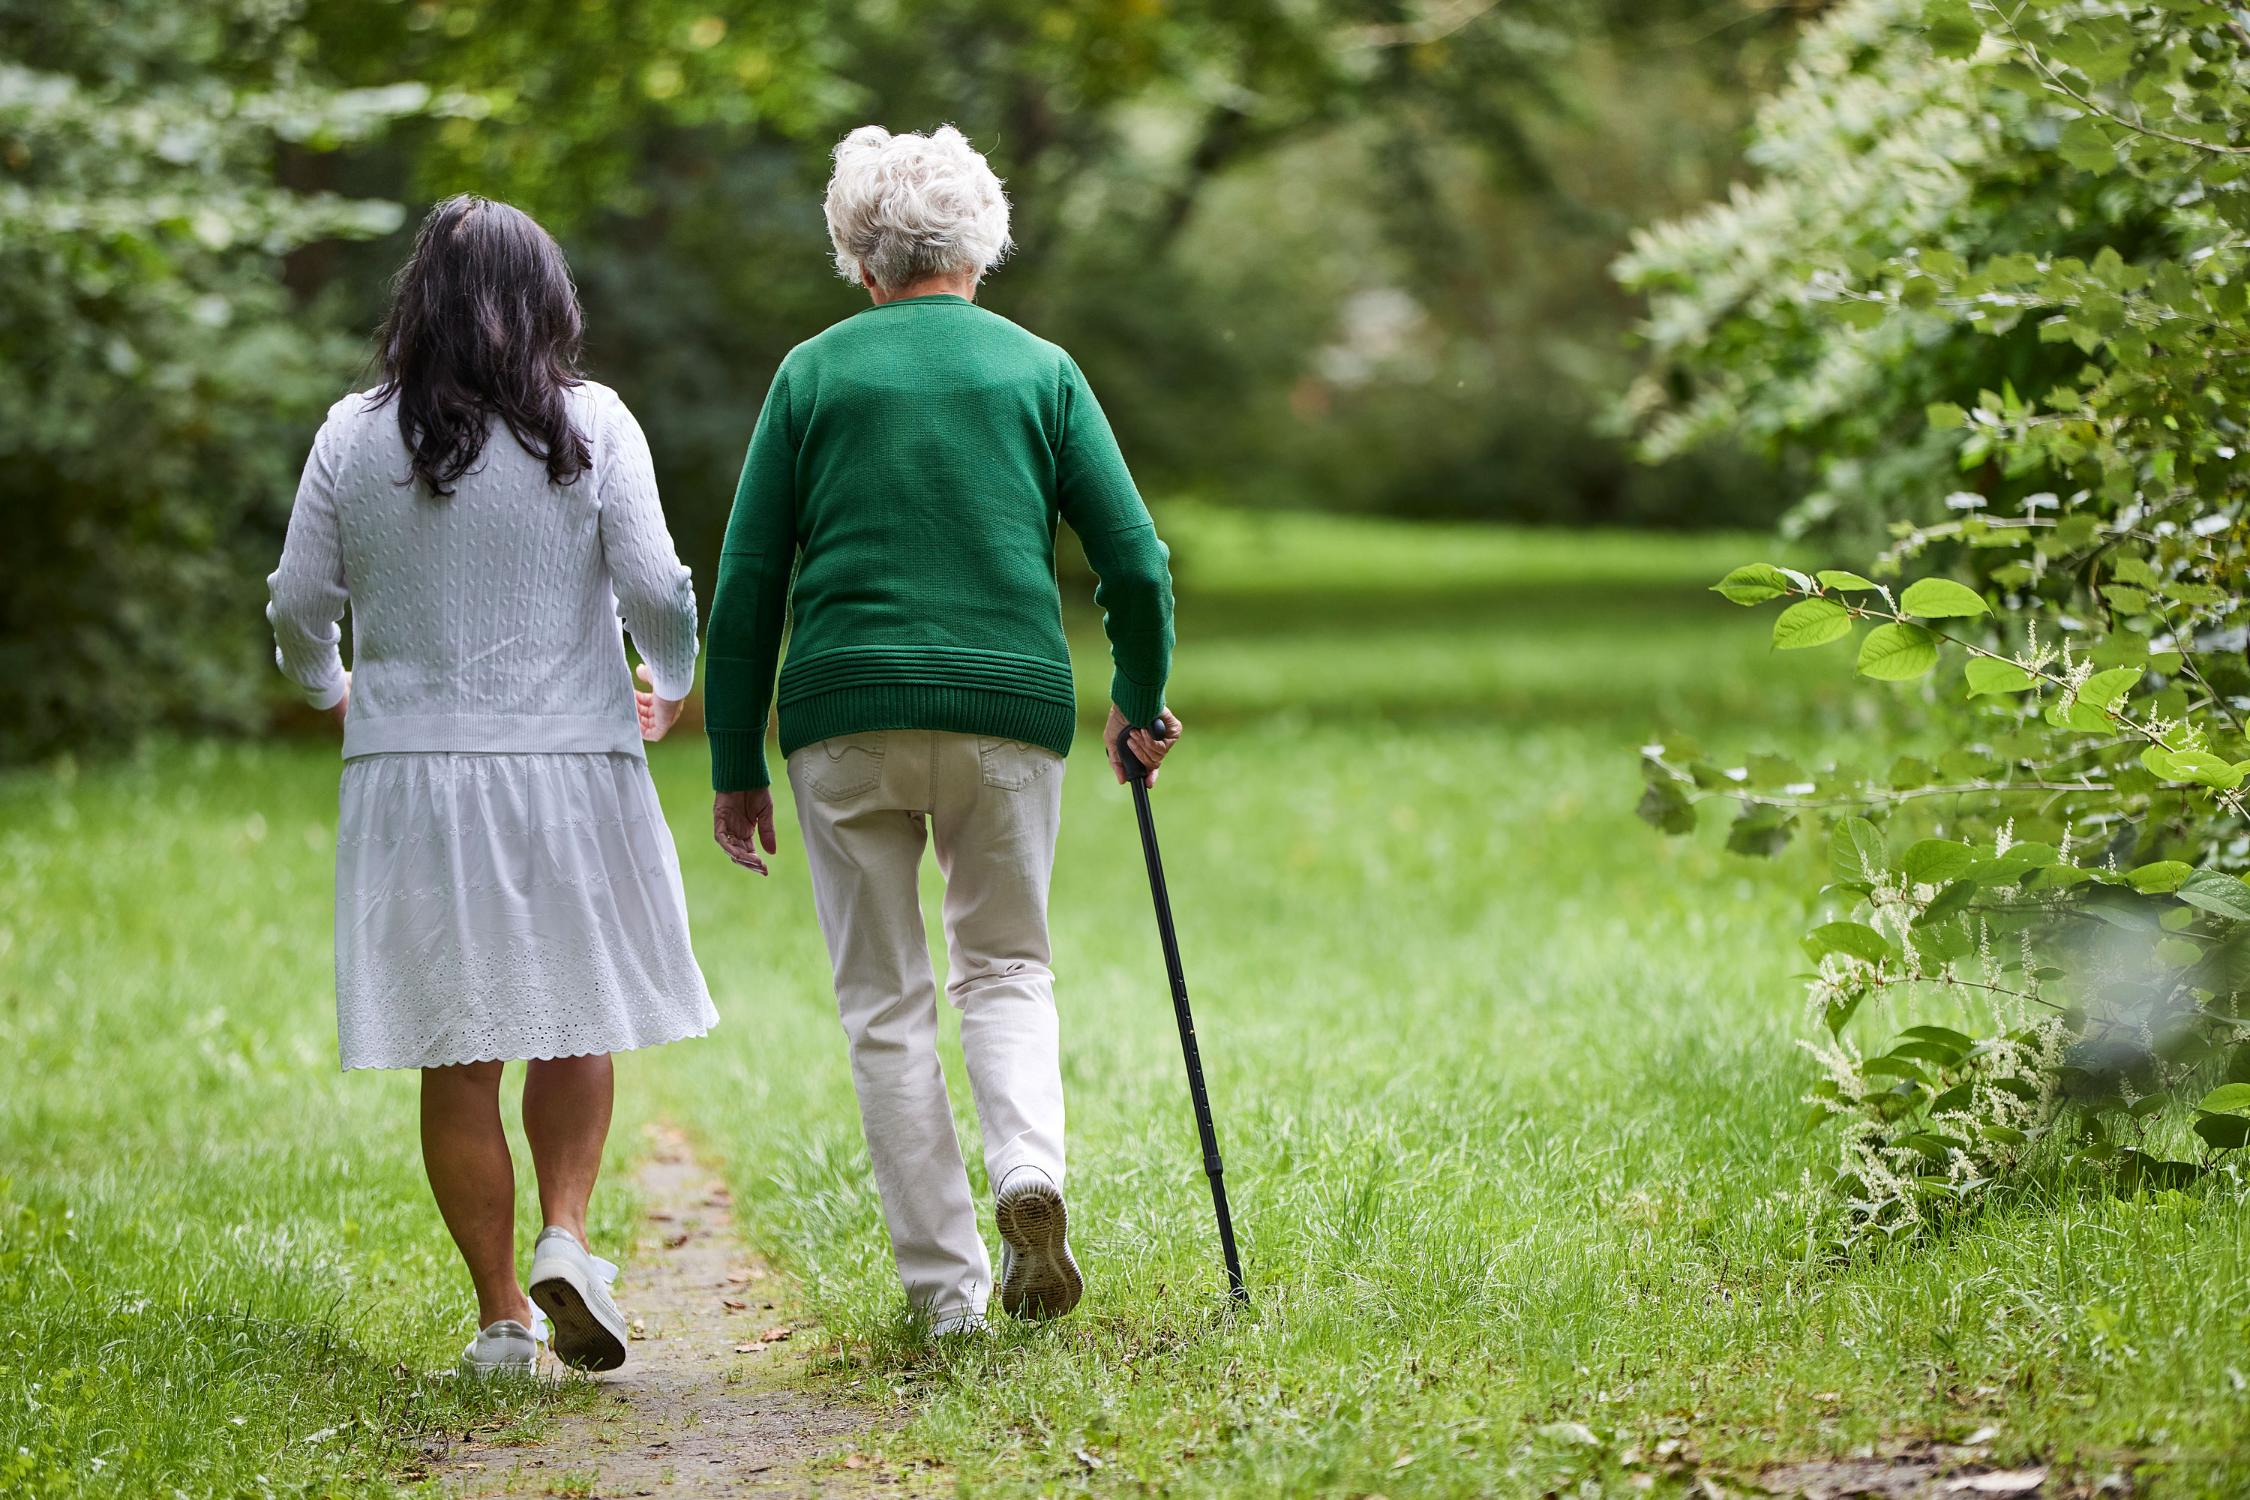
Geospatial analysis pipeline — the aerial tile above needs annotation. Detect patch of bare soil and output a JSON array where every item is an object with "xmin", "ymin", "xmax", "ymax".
[
  {"xmin": 1755, "ymin": 1439, "xmax": 2128, "ymax": 1499},
  {"xmin": 422, "ymin": 1123, "xmax": 937, "ymax": 1498}
]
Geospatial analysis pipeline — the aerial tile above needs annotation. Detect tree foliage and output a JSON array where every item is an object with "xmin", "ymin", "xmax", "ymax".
[
  {"xmin": 1628, "ymin": 0, "xmax": 2250, "ymax": 1242},
  {"xmin": 3, "ymin": 0, "xmax": 1796, "ymax": 761},
  {"xmin": 0, "ymin": 0, "xmax": 430, "ymax": 758}
]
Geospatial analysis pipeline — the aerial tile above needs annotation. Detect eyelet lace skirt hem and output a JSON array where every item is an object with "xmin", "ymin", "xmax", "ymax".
[{"xmin": 334, "ymin": 751, "xmax": 718, "ymax": 1071}]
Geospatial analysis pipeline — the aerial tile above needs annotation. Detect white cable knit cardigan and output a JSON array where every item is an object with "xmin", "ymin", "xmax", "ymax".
[{"xmin": 266, "ymin": 382, "xmax": 700, "ymax": 760}]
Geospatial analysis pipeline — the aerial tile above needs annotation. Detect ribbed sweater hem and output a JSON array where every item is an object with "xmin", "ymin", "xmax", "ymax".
[{"xmin": 783, "ymin": 685, "xmax": 1078, "ymax": 763}]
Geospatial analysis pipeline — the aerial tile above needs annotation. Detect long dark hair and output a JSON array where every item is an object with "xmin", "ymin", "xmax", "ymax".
[{"xmin": 371, "ymin": 195, "xmax": 591, "ymax": 496}]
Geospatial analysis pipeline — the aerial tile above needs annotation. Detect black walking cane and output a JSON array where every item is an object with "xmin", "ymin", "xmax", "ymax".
[{"xmin": 1116, "ymin": 720, "xmax": 1249, "ymax": 1305}]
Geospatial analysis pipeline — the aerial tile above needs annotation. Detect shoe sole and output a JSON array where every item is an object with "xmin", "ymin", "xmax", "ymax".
[
  {"xmin": 529, "ymin": 1262, "xmax": 628, "ymax": 1372},
  {"xmin": 995, "ymin": 1180, "xmax": 1083, "ymax": 1320}
]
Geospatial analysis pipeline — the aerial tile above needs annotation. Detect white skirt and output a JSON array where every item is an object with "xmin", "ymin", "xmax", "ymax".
[{"xmin": 334, "ymin": 752, "xmax": 717, "ymax": 1070}]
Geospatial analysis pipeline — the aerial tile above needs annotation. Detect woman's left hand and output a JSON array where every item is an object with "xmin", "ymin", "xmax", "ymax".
[{"xmin": 636, "ymin": 664, "xmax": 687, "ymax": 741}]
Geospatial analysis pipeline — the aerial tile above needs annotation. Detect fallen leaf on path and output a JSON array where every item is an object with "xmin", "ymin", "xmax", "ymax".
[
  {"xmin": 758, "ymin": 1325, "xmax": 792, "ymax": 1342},
  {"xmin": 628, "ymin": 1317, "xmax": 646, "ymax": 1339},
  {"xmin": 663, "ymin": 1231, "xmax": 691, "ymax": 1249},
  {"xmin": 647, "ymin": 1208, "xmax": 676, "ymax": 1221},
  {"xmin": 725, "ymin": 1268, "xmax": 755, "ymax": 1283},
  {"xmin": 841, "ymin": 1454, "xmax": 869, "ymax": 1470},
  {"xmin": 733, "ymin": 1343, "xmax": 761, "ymax": 1354},
  {"xmin": 721, "ymin": 1297, "xmax": 747, "ymax": 1310},
  {"xmin": 1074, "ymin": 1448, "xmax": 1104, "ymax": 1471},
  {"xmin": 1942, "ymin": 1471, "xmax": 2046, "ymax": 1495}
]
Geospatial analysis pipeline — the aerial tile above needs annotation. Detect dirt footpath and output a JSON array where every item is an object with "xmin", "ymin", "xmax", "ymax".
[{"xmin": 426, "ymin": 1123, "xmax": 937, "ymax": 1498}]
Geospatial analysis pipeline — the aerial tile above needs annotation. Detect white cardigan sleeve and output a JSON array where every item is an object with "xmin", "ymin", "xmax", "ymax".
[
  {"xmin": 266, "ymin": 422, "xmax": 350, "ymax": 710},
  {"xmin": 596, "ymin": 398, "xmax": 701, "ymax": 702}
]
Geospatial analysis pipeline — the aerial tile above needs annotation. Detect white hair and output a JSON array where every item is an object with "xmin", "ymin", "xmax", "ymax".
[{"xmin": 823, "ymin": 124, "xmax": 1011, "ymax": 292}]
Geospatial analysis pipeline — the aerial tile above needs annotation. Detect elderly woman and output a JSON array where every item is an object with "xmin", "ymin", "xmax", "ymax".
[{"xmin": 705, "ymin": 124, "xmax": 1180, "ymax": 1335}]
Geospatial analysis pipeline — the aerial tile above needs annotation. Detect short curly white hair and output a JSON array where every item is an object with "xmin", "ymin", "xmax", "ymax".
[{"xmin": 823, "ymin": 124, "xmax": 1011, "ymax": 292}]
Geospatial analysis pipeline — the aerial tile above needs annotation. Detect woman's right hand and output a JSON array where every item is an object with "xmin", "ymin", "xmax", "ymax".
[
  {"xmin": 328, "ymin": 672, "xmax": 351, "ymax": 729},
  {"xmin": 636, "ymin": 664, "xmax": 687, "ymax": 741},
  {"xmin": 714, "ymin": 789, "xmax": 778, "ymax": 875}
]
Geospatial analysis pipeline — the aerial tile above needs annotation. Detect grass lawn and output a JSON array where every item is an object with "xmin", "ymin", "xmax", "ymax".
[{"xmin": 4, "ymin": 506, "xmax": 2245, "ymax": 1496}]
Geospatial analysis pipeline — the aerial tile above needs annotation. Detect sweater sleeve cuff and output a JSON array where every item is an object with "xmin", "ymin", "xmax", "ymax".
[
  {"xmin": 1110, "ymin": 674, "xmax": 1167, "ymax": 729},
  {"xmin": 710, "ymin": 729, "xmax": 772, "ymax": 792},
  {"xmin": 645, "ymin": 658, "xmax": 698, "ymax": 705},
  {"xmin": 304, "ymin": 673, "xmax": 348, "ymax": 712}
]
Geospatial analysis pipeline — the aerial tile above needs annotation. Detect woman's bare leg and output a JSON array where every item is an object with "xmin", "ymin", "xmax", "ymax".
[
  {"xmin": 523, "ymin": 1053, "xmax": 614, "ymax": 1246},
  {"xmin": 420, "ymin": 1061, "xmax": 534, "ymax": 1327}
]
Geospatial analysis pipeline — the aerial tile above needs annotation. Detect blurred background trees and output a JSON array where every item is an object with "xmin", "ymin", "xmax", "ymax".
[{"xmin": 3, "ymin": 0, "xmax": 1810, "ymax": 761}]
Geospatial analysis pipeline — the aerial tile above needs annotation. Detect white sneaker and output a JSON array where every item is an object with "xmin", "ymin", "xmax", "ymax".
[
  {"xmin": 459, "ymin": 1318, "xmax": 540, "ymax": 1378},
  {"xmin": 528, "ymin": 1226, "xmax": 628, "ymax": 1371},
  {"xmin": 994, "ymin": 1166, "xmax": 1082, "ymax": 1320}
]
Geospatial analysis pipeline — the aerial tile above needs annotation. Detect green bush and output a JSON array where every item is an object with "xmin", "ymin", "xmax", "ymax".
[
  {"xmin": 1628, "ymin": 0, "xmax": 2250, "ymax": 1242},
  {"xmin": 0, "ymin": 0, "xmax": 418, "ymax": 760}
]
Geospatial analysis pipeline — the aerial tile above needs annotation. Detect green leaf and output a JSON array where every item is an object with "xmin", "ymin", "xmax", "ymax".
[
  {"xmin": 1901, "ymin": 838, "xmax": 1974, "ymax": 884},
  {"xmin": 1902, "ymin": 1025, "xmax": 1976, "ymax": 1052},
  {"xmin": 2057, "ymin": 117, "xmax": 2118, "ymax": 174},
  {"xmin": 1922, "ymin": 0, "xmax": 1982, "ymax": 57},
  {"xmin": 1807, "ymin": 920, "xmax": 1892, "ymax": 964},
  {"xmin": 2179, "ymin": 871, "xmax": 2250, "ymax": 923},
  {"xmin": 2127, "ymin": 860, "xmax": 2193, "ymax": 894},
  {"xmin": 2076, "ymin": 666, "xmax": 2142, "ymax": 711},
  {"xmin": 1965, "ymin": 658, "xmax": 2035, "ymax": 696},
  {"xmin": 1926, "ymin": 401, "xmax": 1968, "ymax": 430},
  {"xmin": 1634, "ymin": 776, "xmax": 1696, "ymax": 837},
  {"xmin": 2102, "ymin": 585, "xmax": 2149, "ymax": 615},
  {"xmin": 1831, "ymin": 816, "xmax": 1888, "ymax": 886},
  {"xmin": 2155, "ymin": 750, "xmax": 2245, "ymax": 791},
  {"xmin": 1832, "ymin": 299, "xmax": 1887, "ymax": 330},
  {"xmin": 1817, "ymin": 570, "xmax": 1878, "ymax": 591},
  {"xmin": 1959, "ymin": 843, "xmax": 2060, "ymax": 887},
  {"xmin": 1773, "ymin": 597, "xmax": 1854, "ymax": 650},
  {"xmin": 1899, "ymin": 578, "xmax": 1990, "ymax": 619},
  {"xmin": 2199, "ymin": 1083, "xmax": 2250, "ymax": 1115},
  {"xmin": 1725, "ymin": 803, "xmax": 1796, "ymax": 858},
  {"xmin": 2195, "ymin": 1113, "xmax": 2250, "ymax": 1150},
  {"xmin": 1858, "ymin": 622, "xmax": 1940, "ymax": 680},
  {"xmin": 1713, "ymin": 564, "xmax": 1794, "ymax": 606},
  {"xmin": 1914, "ymin": 879, "xmax": 1977, "ymax": 928},
  {"xmin": 2046, "ymin": 694, "xmax": 2116, "ymax": 734}
]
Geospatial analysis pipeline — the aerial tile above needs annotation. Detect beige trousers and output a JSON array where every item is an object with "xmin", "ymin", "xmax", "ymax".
[{"xmin": 787, "ymin": 728, "xmax": 1068, "ymax": 1323}]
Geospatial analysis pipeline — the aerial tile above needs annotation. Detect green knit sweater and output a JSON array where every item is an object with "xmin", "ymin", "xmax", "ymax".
[{"xmin": 705, "ymin": 294, "xmax": 1174, "ymax": 792}]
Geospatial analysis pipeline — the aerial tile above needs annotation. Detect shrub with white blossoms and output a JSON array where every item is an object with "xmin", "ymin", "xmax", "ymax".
[{"xmin": 1625, "ymin": 0, "xmax": 2250, "ymax": 1243}]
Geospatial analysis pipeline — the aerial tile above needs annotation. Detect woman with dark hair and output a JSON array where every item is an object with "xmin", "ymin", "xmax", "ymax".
[{"xmin": 266, "ymin": 196, "xmax": 714, "ymax": 1376}]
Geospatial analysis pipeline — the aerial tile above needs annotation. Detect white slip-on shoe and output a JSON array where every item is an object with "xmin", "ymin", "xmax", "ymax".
[
  {"xmin": 460, "ymin": 1318, "xmax": 540, "ymax": 1378},
  {"xmin": 994, "ymin": 1166, "xmax": 1083, "ymax": 1320},
  {"xmin": 528, "ymin": 1226, "xmax": 629, "ymax": 1371}
]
